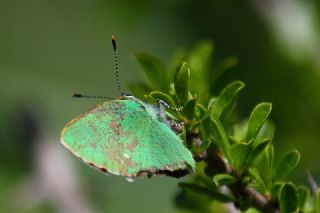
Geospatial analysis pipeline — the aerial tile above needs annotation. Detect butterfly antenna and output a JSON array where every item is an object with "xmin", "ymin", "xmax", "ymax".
[
  {"xmin": 71, "ymin": 93, "xmax": 112, "ymax": 99},
  {"xmin": 112, "ymin": 35, "xmax": 125, "ymax": 96}
]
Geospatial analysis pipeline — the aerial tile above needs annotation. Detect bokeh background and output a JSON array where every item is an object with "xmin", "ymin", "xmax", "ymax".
[{"xmin": 1, "ymin": 0, "xmax": 320, "ymax": 212}]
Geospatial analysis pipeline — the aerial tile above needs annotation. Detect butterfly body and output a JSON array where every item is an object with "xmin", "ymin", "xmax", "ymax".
[{"xmin": 61, "ymin": 96, "xmax": 195, "ymax": 178}]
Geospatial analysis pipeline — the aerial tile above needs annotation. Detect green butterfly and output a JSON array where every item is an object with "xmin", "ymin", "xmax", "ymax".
[{"xmin": 61, "ymin": 36, "xmax": 195, "ymax": 180}]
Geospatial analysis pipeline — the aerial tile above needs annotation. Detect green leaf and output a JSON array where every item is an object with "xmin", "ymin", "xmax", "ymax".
[
  {"xmin": 231, "ymin": 142, "xmax": 250, "ymax": 173},
  {"xmin": 168, "ymin": 48, "xmax": 187, "ymax": 75},
  {"xmin": 274, "ymin": 150, "xmax": 300, "ymax": 181},
  {"xmin": 265, "ymin": 144, "xmax": 274, "ymax": 188},
  {"xmin": 297, "ymin": 186, "xmax": 309, "ymax": 211},
  {"xmin": 207, "ymin": 97, "xmax": 217, "ymax": 109},
  {"xmin": 198, "ymin": 117, "xmax": 214, "ymax": 153},
  {"xmin": 174, "ymin": 62, "xmax": 190, "ymax": 105},
  {"xmin": 231, "ymin": 119, "xmax": 248, "ymax": 142},
  {"xmin": 189, "ymin": 40, "xmax": 214, "ymax": 101},
  {"xmin": 210, "ymin": 81, "xmax": 245, "ymax": 120},
  {"xmin": 246, "ymin": 138, "xmax": 270, "ymax": 165},
  {"xmin": 270, "ymin": 182, "xmax": 283, "ymax": 199},
  {"xmin": 196, "ymin": 103, "xmax": 208, "ymax": 119},
  {"xmin": 255, "ymin": 120, "xmax": 275, "ymax": 143},
  {"xmin": 248, "ymin": 168, "xmax": 267, "ymax": 191},
  {"xmin": 246, "ymin": 103, "xmax": 272, "ymax": 141},
  {"xmin": 148, "ymin": 91, "xmax": 176, "ymax": 109},
  {"xmin": 211, "ymin": 118, "xmax": 232, "ymax": 162},
  {"xmin": 213, "ymin": 174, "xmax": 236, "ymax": 187},
  {"xmin": 178, "ymin": 182, "xmax": 234, "ymax": 203},
  {"xmin": 317, "ymin": 189, "xmax": 320, "ymax": 213},
  {"xmin": 189, "ymin": 40, "xmax": 213, "ymax": 74},
  {"xmin": 183, "ymin": 98, "xmax": 197, "ymax": 120},
  {"xmin": 265, "ymin": 144, "xmax": 274, "ymax": 171},
  {"xmin": 279, "ymin": 182, "xmax": 298, "ymax": 213},
  {"xmin": 211, "ymin": 56, "xmax": 238, "ymax": 87},
  {"xmin": 135, "ymin": 52, "xmax": 169, "ymax": 91}
]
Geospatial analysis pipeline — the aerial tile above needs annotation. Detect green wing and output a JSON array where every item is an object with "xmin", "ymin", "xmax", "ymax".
[{"xmin": 61, "ymin": 99, "xmax": 195, "ymax": 177}]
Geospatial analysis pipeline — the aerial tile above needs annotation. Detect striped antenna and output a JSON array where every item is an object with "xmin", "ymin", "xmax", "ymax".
[
  {"xmin": 71, "ymin": 93, "xmax": 112, "ymax": 99},
  {"xmin": 112, "ymin": 35, "xmax": 125, "ymax": 96}
]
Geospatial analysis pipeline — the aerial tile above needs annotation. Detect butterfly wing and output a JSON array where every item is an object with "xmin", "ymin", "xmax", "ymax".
[
  {"xmin": 61, "ymin": 99, "xmax": 195, "ymax": 177},
  {"xmin": 124, "ymin": 104, "xmax": 196, "ymax": 175}
]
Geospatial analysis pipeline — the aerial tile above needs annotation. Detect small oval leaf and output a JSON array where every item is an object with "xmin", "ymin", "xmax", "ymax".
[
  {"xmin": 246, "ymin": 103, "xmax": 272, "ymax": 141},
  {"xmin": 211, "ymin": 81, "xmax": 245, "ymax": 120},
  {"xmin": 279, "ymin": 182, "xmax": 298, "ymax": 213},
  {"xmin": 174, "ymin": 62, "xmax": 190, "ymax": 105},
  {"xmin": 183, "ymin": 98, "xmax": 197, "ymax": 120},
  {"xmin": 189, "ymin": 40, "xmax": 214, "ymax": 102},
  {"xmin": 270, "ymin": 183, "xmax": 283, "ymax": 199},
  {"xmin": 265, "ymin": 144, "xmax": 274, "ymax": 188},
  {"xmin": 255, "ymin": 120, "xmax": 275, "ymax": 143},
  {"xmin": 297, "ymin": 186, "xmax": 309, "ymax": 211},
  {"xmin": 213, "ymin": 174, "xmax": 236, "ymax": 187},
  {"xmin": 189, "ymin": 40, "xmax": 213, "ymax": 74},
  {"xmin": 231, "ymin": 119, "xmax": 248, "ymax": 142},
  {"xmin": 231, "ymin": 142, "xmax": 250, "ymax": 173},
  {"xmin": 211, "ymin": 56, "xmax": 238, "ymax": 87},
  {"xmin": 199, "ymin": 116, "xmax": 214, "ymax": 147},
  {"xmin": 274, "ymin": 150, "xmax": 300, "ymax": 181},
  {"xmin": 135, "ymin": 52, "xmax": 169, "ymax": 91},
  {"xmin": 246, "ymin": 138, "xmax": 270, "ymax": 165},
  {"xmin": 248, "ymin": 168, "xmax": 267, "ymax": 191},
  {"xmin": 265, "ymin": 144, "xmax": 274, "ymax": 171},
  {"xmin": 211, "ymin": 118, "xmax": 232, "ymax": 162}
]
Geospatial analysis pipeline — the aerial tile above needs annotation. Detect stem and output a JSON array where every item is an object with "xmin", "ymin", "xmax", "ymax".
[{"xmin": 243, "ymin": 186, "xmax": 279, "ymax": 213}]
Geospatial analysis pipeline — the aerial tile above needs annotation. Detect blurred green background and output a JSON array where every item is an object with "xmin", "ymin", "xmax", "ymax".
[{"xmin": 1, "ymin": 0, "xmax": 320, "ymax": 212}]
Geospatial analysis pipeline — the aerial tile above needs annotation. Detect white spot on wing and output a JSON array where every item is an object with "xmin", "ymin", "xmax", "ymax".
[{"xmin": 126, "ymin": 177, "xmax": 134, "ymax": 182}]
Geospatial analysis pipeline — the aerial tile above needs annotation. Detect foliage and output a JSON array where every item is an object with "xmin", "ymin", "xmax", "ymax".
[{"xmin": 131, "ymin": 41, "xmax": 318, "ymax": 212}]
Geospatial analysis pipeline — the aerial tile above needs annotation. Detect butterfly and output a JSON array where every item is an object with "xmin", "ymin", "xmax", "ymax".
[{"xmin": 60, "ymin": 36, "xmax": 195, "ymax": 180}]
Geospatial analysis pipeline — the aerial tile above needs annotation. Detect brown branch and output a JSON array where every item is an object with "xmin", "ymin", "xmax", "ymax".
[{"xmin": 243, "ymin": 186, "xmax": 279, "ymax": 213}]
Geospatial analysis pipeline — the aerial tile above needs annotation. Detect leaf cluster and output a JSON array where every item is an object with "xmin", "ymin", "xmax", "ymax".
[{"xmin": 131, "ymin": 41, "xmax": 318, "ymax": 213}]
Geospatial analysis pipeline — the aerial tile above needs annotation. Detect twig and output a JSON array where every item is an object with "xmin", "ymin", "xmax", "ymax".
[
  {"xmin": 243, "ymin": 186, "xmax": 279, "ymax": 213},
  {"xmin": 306, "ymin": 170, "xmax": 318, "ymax": 196}
]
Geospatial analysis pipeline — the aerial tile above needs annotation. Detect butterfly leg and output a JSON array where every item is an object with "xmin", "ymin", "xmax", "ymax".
[
  {"xmin": 167, "ymin": 119, "xmax": 184, "ymax": 127},
  {"xmin": 156, "ymin": 99, "xmax": 184, "ymax": 127},
  {"xmin": 156, "ymin": 99, "xmax": 183, "ymax": 112}
]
